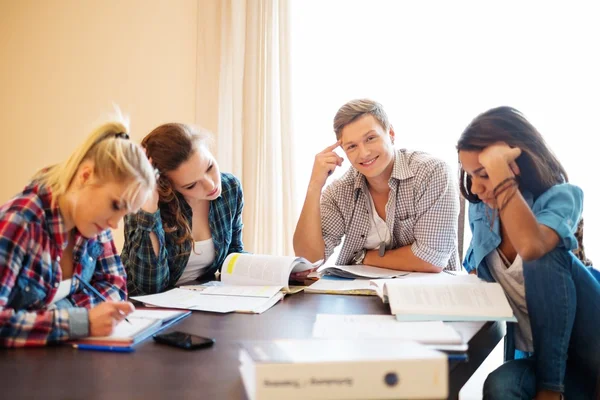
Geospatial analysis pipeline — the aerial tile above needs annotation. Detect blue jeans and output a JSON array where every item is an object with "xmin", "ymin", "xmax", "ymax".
[{"xmin": 483, "ymin": 248, "xmax": 600, "ymax": 399}]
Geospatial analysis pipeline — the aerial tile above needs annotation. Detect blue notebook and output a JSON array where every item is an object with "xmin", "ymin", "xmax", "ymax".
[{"xmin": 69, "ymin": 309, "xmax": 191, "ymax": 350}]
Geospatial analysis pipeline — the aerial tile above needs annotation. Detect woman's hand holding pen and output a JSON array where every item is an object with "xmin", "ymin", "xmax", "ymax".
[{"xmin": 88, "ymin": 302, "xmax": 135, "ymax": 337}]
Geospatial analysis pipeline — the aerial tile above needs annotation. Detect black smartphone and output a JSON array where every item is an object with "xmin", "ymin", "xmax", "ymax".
[{"xmin": 153, "ymin": 331, "xmax": 215, "ymax": 350}]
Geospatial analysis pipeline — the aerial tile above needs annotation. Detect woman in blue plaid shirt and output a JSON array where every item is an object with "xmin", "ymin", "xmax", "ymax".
[
  {"xmin": 0, "ymin": 112, "xmax": 156, "ymax": 347},
  {"xmin": 121, "ymin": 123, "xmax": 245, "ymax": 295}
]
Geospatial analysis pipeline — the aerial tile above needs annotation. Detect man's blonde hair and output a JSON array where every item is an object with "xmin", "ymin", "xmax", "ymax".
[
  {"xmin": 333, "ymin": 99, "xmax": 391, "ymax": 139},
  {"xmin": 35, "ymin": 109, "xmax": 155, "ymax": 209}
]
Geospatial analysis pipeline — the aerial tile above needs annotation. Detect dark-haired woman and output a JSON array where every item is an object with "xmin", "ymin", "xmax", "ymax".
[
  {"xmin": 458, "ymin": 106, "xmax": 599, "ymax": 400},
  {"xmin": 122, "ymin": 123, "xmax": 244, "ymax": 296}
]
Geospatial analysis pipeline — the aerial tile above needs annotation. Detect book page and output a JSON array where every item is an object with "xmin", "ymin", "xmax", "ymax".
[
  {"xmin": 317, "ymin": 264, "xmax": 410, "ymax": 279},
  {"xmin": 82, "ymin": 318, "xmax": 158, "ymax": 342},
  {"xmin": 131, "ymin": 288, "xmax": 281, "ymax": 314},
  {"xmin": 305, "ymin": 278, "xmax": 376, "ymax": 294},
  {"xmin": 221, "ymin": 253, "xmax": 298, "ymax": 288},
  {"xmin": 128, "ymin": 309, "xmax": 187, "ymax": 321},
  {"xmin": 291, "ymin": 257, "xmax": 321, "ymax": 273},
  {"xmin": 181, "ymin": 285, "xmax": 283, "ymax": 298},
  {"xmin": 312, "ymin": 314, "xmax": 463, "ymax": 345},
  {"xmin": 131, "ymin": 289, "xmax": 210, "ymax": 309},
  {"xmin": 387, "ymin": 282, "xmax": 514, "ymax": 318}
]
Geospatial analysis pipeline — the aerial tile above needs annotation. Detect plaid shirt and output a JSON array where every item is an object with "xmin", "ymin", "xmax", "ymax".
[
  {"xmin": 0, "ymin": 181, "xmax": 127, "ymax": 347},
  {"xmin": 122, "ymin": 172, "xmax": 245, "ymax": 295},
  {"xmin": 321, "ymin": 149, "xmax": 459, "ymax": 270}
]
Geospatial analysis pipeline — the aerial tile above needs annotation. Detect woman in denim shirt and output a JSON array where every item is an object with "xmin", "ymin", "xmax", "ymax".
[
  {"xmin": 458, "ymin": 106, "xmax": 600, "ymax": 399},
  {"xmin": 121, "ymin": 123, "xmax": 245, "ymax": 295},
  {"xmin": 0, "ymin": 113, "xmax": 156, "ymax": 347}
]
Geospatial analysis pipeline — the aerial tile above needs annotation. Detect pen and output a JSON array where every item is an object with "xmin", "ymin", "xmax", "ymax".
[
  {"xmin": 73, "ymin": 274, "xmax": 132, "ymax": 324},
  {"xmin": 73, "ymin": 344, "xmax": 135, "ymax": 353},
  {"xmin": 447, "ymin": 354, "xmax": 468, "ymax": 362}
]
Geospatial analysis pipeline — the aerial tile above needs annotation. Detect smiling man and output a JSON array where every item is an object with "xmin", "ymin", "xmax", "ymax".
[{"xmin": 293, "ymin": 99, "xmax": 459, "ymax": 272}]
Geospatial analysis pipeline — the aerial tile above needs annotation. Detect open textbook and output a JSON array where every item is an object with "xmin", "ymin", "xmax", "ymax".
[
  {"xmin": 218, "ymin": 253, "xmax": 318, "ymax": 291},
  {"xmin": 131, "ymin": 288, "xmax": 285, "ymax": 314},
  {"xmin": 305, "ymin": 270, "xmax": 472, "ymax": 296},
  {"xmin": 69, "ymin": 309, "xmax": 190, "ymax": 349},
  {"xmin": 372, "ymin": 275, "xmax": 517, "ymax": 322},
  {"xmin": 305, "ymin": 276, "xmax": 378, "ymax": 295},
  {"xmin": 316, "ymin": 263, "xmax": 409, "ymax": 279},
  {"xmin": 130, "ymin": 253, "xmax": 317, "ymax": 314}
]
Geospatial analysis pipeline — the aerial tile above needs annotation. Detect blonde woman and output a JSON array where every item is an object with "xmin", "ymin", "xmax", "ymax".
[
  {"xmin": 0, "ymin": 112, "xmax": 155, "ymax": 347},
  {"xmin": 122, "ymin": 123, "xmax": 245, "ymax": 295}
]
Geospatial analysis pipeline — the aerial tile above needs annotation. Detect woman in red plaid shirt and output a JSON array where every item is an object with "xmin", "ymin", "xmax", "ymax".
[{"xmin": 0, "ymin": 111, "xmax": 156, "ymax": 347}]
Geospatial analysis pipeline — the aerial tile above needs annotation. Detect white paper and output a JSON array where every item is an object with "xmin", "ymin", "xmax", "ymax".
[
  {"xmin": 106, "ymin": 318, "xmax": 157, "ymax": 339},
  {"xmin": 128, "ymin": 309, "xmax": 186, "ymax": 321},
  {"xmin": 181, "ymin": 284, "xmax": 283, "ymax": 298},
  {"xmin": 131, "ymin": 288, "xmax": 282, "ymax": 314},
  {"xmin": 312, "ymin": 314, "xmax": 463, "ymax": 345}
]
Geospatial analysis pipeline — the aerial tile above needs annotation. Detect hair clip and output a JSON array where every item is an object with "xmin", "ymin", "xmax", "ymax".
[{"xmin": 114, "ymin": 132, "xmax": 130, "ymax": 140}]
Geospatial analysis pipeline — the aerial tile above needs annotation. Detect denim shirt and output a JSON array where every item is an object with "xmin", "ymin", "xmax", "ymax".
[{"xmin": 463, "ymin": 183, "xmax": 583, "ymax": 281}]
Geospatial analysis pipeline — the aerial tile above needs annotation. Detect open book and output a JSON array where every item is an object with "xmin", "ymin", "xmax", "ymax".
[
  {"xmin": 130, "ymin": 253, "xmax": 318, "ymax": 314},
  {"xmin": 69, "ymin": 309, "xmax": 191, "ymax": 349},
  {"xmin": 131, "ymin": 286, "xmax": 285, "ymax": 314},
  {"xmin": 218, "ymin": 253, "xmax": 319, "ymax": 291},
  {"xmin": 316, "ymin": 263, "xmax": 409, "ymax": 279},
  {"xmin": 304, "ymin": 276, "xmax": 378, "ymax": 296},
  {"xmin": 373, "ymin": 275, "xmax": 517, "ymax": 322}
]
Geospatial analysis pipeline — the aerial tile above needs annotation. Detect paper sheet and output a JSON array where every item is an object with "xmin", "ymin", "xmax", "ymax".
[{"xmin": 312, "ymin": 314, "xmax": 464, "ymax": 345}]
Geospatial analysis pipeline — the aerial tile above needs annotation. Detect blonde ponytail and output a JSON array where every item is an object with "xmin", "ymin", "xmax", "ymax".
[{"xmin": 36, "ymin": 109, "xmax": 155, "ymax": 208}]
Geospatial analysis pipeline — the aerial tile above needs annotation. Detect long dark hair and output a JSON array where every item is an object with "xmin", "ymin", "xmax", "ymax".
[
  {"xmin": 457, "ymin": 106, "xmax": 591, "ymax": 266},
  {"xmin": 457, "ymin": 106, "xmax": 566, "ymax": 203},
  {"xmin": 141, "ymin": 123, "xmax": 210, "ymax": 252}
]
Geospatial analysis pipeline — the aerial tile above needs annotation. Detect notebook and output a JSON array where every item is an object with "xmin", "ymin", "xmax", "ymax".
[
  {"xmin": 373, "ymin": 275, "xmax": 517, "ymax": 322},
  {"xmin": 69, "ymin": 309, "xmax": 191, "ymax": 348}
]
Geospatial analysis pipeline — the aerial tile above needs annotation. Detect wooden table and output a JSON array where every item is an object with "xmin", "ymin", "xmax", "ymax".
[{"xmin": 1, "ymin": 292, "xmax": 505, "ymax": 399}]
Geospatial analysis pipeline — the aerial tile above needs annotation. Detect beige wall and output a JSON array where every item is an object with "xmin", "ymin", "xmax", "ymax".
[{"xmin": 0, "ymin": 0, "xmax": 199, "ymax": 249}]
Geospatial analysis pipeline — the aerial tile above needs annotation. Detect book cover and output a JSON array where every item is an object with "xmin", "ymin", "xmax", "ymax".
[{"xmin": 239, "ymin": 339, "xmax": 448, "ymax": 400}]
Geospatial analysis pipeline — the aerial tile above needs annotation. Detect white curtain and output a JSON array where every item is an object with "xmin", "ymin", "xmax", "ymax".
[
  {"xmin": 290, "ymin": 0, "xmax": 600, "ymax": 264},
  {"xmin": 196, "ymin": 0, "xmax": 296, "ymax": 255}
]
